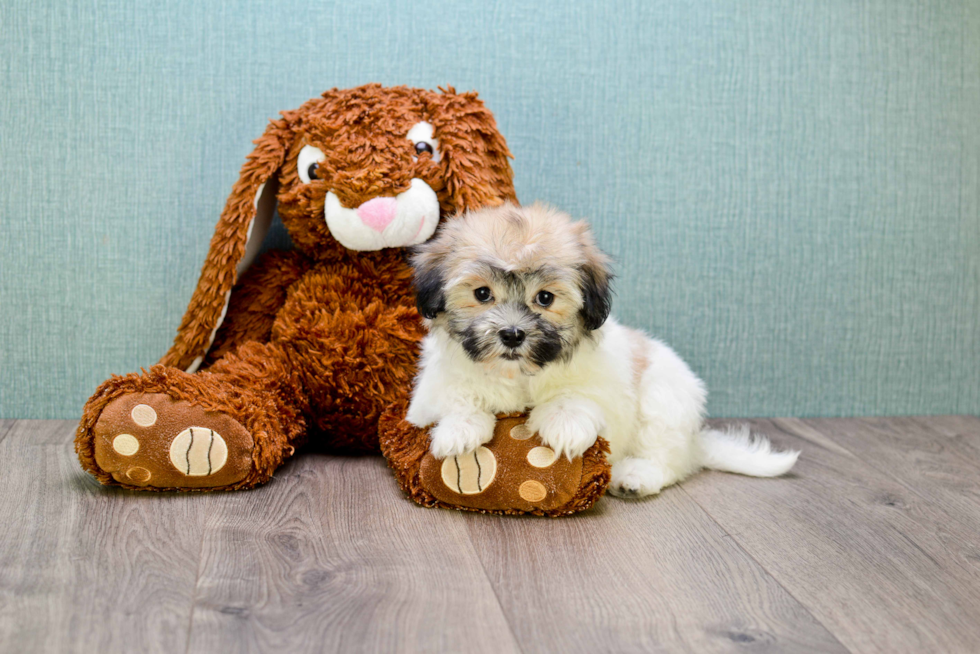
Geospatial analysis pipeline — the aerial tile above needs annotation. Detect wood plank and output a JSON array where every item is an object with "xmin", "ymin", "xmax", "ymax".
[
  {"xmin": 908, "ymin": 415, "xmax": 980, "ymax": 462},
  {"xmin": 464, "ymin": 485, "xmax": 847, "ymax": 653},
  {"xmin": 0, "ymin": 420, "xmax": 203, "ymax": 653},
  {"xmin": 781, "ymin": 417, "xmax": 980, "ymax": 548},
  {"xmin": 185, "ymin": 453, "xmax": 520, "ymax": 654},
  {"xmin": 4, "ymin": 416, "xmax": 978, "ymax": 652},
  {"xmin": 684, "ymin": 418, "xmax": 980, "ymax": 654},
  {"xmin": 910, "ymin": 415, "xmax": 980, "ymax": 431},
  {"xmin": 911, "ymin": 414, "xmax": 980, "ymax": 437},
  {"xmin": 0, "ymin": 420, "xmax": 15, "ymax": 444}
]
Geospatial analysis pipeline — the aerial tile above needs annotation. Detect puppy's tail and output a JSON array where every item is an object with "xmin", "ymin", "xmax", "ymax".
[{"xmin": 699, "ymin": 425, "xmax": 799, "ymax": 477}]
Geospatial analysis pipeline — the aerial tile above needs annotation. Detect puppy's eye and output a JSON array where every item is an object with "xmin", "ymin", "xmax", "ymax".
[
  {"xmin": 474, "ymin": 287, "xmax": 493, "ymax": 303},
  {"xmin": 407, "ymin": 122, "xmax": 441, "ymax": 163},
  {"xmin": 297, "ymin": 144, "xmax": 326, "ymax": 184},
  {"xmin": 535, "ymin": 290, "xmax": 554, "ymax": 307}
]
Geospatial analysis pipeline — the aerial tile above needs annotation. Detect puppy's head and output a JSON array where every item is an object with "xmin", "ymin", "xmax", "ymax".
[{"xmin": 412, "ymin": 203, "xmax": 613, "ymax": 374}]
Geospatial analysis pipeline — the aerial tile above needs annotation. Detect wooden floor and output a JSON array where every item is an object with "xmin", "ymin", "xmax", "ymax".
[{"xmin": 1, "ymin": 417, "xmax": 979, "ymax": 653}]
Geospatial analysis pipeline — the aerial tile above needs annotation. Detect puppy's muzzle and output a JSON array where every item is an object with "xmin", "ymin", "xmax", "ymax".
[{"xmin": 499, "ymin": 327, "xmax": 526, "ymax": 349}]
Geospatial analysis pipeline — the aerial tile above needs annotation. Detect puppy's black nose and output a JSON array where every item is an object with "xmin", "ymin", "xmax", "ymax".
[{"xmin": 499, "ymin": 327, "xmax": 526, "ymax": 348}]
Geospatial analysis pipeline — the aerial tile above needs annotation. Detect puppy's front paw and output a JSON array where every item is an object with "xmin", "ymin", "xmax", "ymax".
[
  {"xmin": 405, "ymin": 400, "xmax": 436, "ymax": 428},
  {"xmin": 527, "ymin": 397, "xmax": 605, "ymax": 460},
  {"xmin": 429, "ymin": 412, "xmax": 496, "ymax": 459}
]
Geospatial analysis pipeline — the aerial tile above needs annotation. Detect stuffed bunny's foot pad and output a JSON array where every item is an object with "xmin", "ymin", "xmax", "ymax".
[
  {"xmin": 380, "ymin": 409, "xmax": 611, "ymax": 516},
  {"xmin": 92, "ymin": 393, "xmax": 254, "ymax": 489}
]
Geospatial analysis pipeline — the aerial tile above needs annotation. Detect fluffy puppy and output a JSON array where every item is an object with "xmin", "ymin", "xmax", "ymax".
[{"xmin": 406, "ymin": 203, "xmax": 799, "ymax": 497}]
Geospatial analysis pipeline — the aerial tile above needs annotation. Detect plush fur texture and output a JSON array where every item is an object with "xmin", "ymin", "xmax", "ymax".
[
  {"xmin": 406, "ymin": 203, "xmax": 800, "ymax": 497},
  {"xmin": 76, "ymin": 85, "xmax": 521, "ymax": 491}
]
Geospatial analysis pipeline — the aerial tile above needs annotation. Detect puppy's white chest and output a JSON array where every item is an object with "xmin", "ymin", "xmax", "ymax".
[{"xmin": 478, "ymin": 363, "xmax": 534, "ymax": 412}]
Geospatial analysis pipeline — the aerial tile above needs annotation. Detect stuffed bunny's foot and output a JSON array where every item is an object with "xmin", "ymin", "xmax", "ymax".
[{"xmin": 92, "ymin": 392, "xmax": 255, "ymax": 490}]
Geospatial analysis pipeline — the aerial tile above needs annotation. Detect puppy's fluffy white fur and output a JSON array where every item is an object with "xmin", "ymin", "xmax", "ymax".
[{"xmin": 407, "ymin": 203, "xmax": 799, "ymax": 497}]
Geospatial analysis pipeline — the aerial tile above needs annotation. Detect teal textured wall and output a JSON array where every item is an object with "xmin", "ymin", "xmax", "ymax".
[{"xmin": 1, "ymin": 0, "xmax": 978, "ymax": 419}]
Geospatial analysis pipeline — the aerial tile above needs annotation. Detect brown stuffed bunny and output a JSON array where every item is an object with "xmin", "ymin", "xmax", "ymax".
[
  {"xmin": 76, "ymin": 84, "xmax": 515, "ymax": 490},
  {"xmin": 75, "ymin": 84, "xmax": 610, "ymax": 513}
]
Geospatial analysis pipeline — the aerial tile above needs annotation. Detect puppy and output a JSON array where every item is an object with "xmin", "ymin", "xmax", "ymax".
[{"xmin": 406, "ymin": 203, "xmax": 799, "ymax": 497}]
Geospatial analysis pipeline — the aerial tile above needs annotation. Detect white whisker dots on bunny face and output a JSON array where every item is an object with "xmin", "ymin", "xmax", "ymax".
[
  {"xmin": 440, "ymin": 446, "xmax": 497, "ymax": 495},
  {"xmin": 169, "ymin": 427, "xmax": 228, "ymax": 476}
]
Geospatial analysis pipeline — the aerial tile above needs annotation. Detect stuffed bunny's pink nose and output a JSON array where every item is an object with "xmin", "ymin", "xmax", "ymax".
[{"xmin": 357, "ymin": 197, "xmax": 398, "ymax": 232}]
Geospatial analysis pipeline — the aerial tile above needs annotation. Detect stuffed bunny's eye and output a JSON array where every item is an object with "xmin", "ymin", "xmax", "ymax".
[
  {"xmin": 298, "ymin": 145, "xmax": 325, "ymax": 184},
  {"xmin": 407, "ymin": 122, "xmax": 440, "ymax": 163}
]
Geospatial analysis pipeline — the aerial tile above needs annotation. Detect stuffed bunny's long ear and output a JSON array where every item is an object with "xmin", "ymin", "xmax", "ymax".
[{"xmin": 159, "ymin": 118, "xmax": 291, "ymax": 372}]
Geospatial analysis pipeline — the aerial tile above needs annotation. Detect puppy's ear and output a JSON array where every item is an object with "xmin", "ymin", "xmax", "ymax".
[
  {"xmin": 414, "ymin": 265, "xmax": 446, "ymax": 320},
  {"xmin": 574, "ymin": 221, "xmax": 614, "ymax": 331},
  {"xmin": 411, "ymin": 240, "xmax": 449, "ymax": 319},
  {"xmin": 159, "ymin": 117, "xmax": 292, "ymax": 372},
  {"xmin": 580, "ymin": 264, "xmax": 613, "ymax": 330}
]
